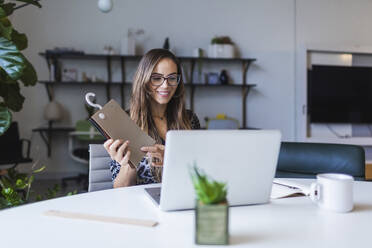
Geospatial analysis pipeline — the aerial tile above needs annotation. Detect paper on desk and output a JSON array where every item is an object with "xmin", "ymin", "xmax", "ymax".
[{"xmin": 271, "ymin": 179, "xmax": 310, "ymax": 199}]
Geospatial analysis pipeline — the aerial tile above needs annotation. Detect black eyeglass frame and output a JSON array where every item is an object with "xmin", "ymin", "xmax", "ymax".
[{"xmin": 150, "ymin": 74, "xmax": 181, "ymax": 86}]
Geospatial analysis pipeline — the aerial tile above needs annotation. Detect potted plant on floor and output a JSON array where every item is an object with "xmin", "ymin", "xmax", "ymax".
[{"xmin": 190, "ymin": 164, "xmax": 229, "ymax": 245}]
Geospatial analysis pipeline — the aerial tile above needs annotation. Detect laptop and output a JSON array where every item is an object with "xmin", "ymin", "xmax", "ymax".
[{"xmin": 145, "ymin": 130, "xmax": 281, "ymax": 211}]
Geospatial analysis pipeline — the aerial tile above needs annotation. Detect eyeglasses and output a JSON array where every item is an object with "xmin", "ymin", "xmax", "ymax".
[{"xmin": 150, "ymin": 74, "xmax": 180, "ymax": 86}]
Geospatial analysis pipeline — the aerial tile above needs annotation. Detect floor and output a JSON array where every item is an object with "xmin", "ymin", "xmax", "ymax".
[{"xmin": 29, "ymin": 177, "xmax": 88, "ymax": 202}]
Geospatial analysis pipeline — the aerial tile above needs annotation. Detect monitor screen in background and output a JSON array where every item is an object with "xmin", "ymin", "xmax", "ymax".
[{"xmin": 308, "ymin": 65, "xmax": 372, "ymax": 123}]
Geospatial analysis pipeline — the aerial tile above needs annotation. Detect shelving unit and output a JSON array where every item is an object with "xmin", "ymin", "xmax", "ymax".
[
  {"xmin": 35, "ymin": 52, "xmax": 257, "ymax": 156},
  {"xmin": 32, "ymin": 123, "xmax": 75, "ymax": 157}
]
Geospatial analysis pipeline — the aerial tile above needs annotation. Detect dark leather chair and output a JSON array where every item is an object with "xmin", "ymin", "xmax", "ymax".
[
  {"xmin": 0, "ymin": 122, "xmax": 32, "ymax": 169},
  {"xmin": 276, "ymin": 142, "xmax": 365, "ymax": 180}
]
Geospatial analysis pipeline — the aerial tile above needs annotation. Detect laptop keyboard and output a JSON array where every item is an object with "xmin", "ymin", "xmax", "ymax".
[{"xmin": 144, "ymin": 187, "xmax": 161, "ymax": 205}]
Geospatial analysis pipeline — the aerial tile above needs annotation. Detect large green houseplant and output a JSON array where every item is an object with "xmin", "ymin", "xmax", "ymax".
[{"xmin": 0, "ymin": 0, "xmax": 41, "ymax": 135}]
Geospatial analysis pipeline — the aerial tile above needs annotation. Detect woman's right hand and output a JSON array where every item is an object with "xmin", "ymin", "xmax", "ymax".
[{"xmin": 103, "ymin": 139, "xmax": 132, "ymax": 167}]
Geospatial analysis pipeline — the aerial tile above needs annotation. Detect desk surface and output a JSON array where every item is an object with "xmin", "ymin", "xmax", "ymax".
[{"xmin": 0, "ymin": 179, "xmax": 371, "ymax": 248}]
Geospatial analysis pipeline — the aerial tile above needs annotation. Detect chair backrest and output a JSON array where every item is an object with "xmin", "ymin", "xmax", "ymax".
[
  {"xmin": 276, "ymin": 142, "xmax": 365, "ymax": 180},
  {"xmin": 205, "ymin": 114, "xmax": 239, "ymax": 129},
  {"xmin": 0, "ymin": 122, "xmax": 22, "ymax": 162},
  {"xmin": 88, "ymin": 144, "xmax": 113, "ymax": 192}
]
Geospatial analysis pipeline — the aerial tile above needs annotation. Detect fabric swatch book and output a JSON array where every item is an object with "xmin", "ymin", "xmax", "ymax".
[
  {"xmin": 271, "ymin": 178, "xmax": 310, "ymax": 199},
  {"xmin": 89, "ymin": 99, "xmax": 156, "ymax": 168}
]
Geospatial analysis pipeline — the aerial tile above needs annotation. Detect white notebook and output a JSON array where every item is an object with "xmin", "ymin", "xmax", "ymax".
[{"xmin": 271, "ymin": 179, "xmax": 310, "ymax": 199}]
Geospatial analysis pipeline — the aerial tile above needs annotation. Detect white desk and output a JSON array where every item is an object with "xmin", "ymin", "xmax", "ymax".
[{"xmin": 0, "ymin": 179, "xmax": 371, "ymax": 248}]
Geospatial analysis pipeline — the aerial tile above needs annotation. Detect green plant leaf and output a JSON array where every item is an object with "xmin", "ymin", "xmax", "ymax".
[
  {"xmin": 67, "ymin": 190, "xmax": 77, "ymax": 196},
  {"xmin": 0, "ymin": 175, "xmax": 12, "ymax": 188},
  {"xmin": 15, "ymin": 178, "xmax": 28, "ymax": 189},
  {"xmin": 27, "ymin": 175, "xmax": 34, "ymax": 186},
  {"xmin": 32, "ymin": 165, "xmax": 45, "ymax": 173},
  {"xmin": 13, "ymin": 0, "xmax": 42, "ymax": 8},
  {"xmin": 0, "ymin": 81, "xmax": 25, "ymax": 111},
  {"xmin": 0, "ymin": 37, "xmax": 25, "ymax": 80},
  {"xmin": 1, "ymin": 3, "xmax": 16, "ymax": 16},
  {"xmin": 35, "ymin": 194, "xmax": 42, "ymax": 201},
  {"xmin": 11, "ymin": 29, "xmax": 27, "ymax": 51},
  {"xmin": 0, "ymin": 106, "xmax": 11, "ymax": 136},
  {"xmin": 0, "ymin": 7, "xmax": 6, "ymax": 18},
  {"xmin": 0, "ymin": 18, "xmax": 12, "ymax": 40},
  {"xmin": 20, "ymin": 56, "xmax": 37, "ymax": 86},
  {"xmin": 190, "ymin": 164, "xmax": 227, "ymax": 205},
  {"xmin": 0, "ymin": 196, "xmax": 9, "ymax": 209}
]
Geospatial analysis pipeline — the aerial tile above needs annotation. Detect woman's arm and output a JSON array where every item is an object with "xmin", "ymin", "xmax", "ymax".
[{"xmin": 112, "ymin": 161, "xmax": 136, "ymax": 188}]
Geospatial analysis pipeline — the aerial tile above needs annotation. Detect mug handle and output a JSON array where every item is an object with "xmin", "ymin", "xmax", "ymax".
[{"xmin": 310, "ymin": 182, "xmax": 321, "ymax": 202}]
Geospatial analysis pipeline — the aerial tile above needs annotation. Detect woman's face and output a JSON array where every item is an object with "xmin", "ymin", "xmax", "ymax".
[{"xmin": 148, "ymin": 58, "xmax": 179, "ymax": 106}]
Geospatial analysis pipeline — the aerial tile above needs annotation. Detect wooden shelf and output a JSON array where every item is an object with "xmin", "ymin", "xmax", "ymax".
[
  {"xmin": 32, "ymin": 126, "xmax": 75, "ymax": 132},
  {"xmin": 185, "ymin": 83, "xmax": 256, "ymax": 88},
  {"xmin": 39, "ymin": 52, "xmax": 256, "ymax": 63},
  {"xmin": 39, "ymin": 81, "xmax": 132, "ymax": 85},
  {"xmin": 39, "ymin": 80, "xmax": 256, "ymax": 88}
]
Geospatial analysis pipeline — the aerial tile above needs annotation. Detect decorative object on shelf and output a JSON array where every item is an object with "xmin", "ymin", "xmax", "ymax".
[
  {"xmin": 122, "ymin": 28, "xmax": 145, "ymax": 55},
  {"xmin": 97, "ymin": 0, "xmax": 113, "ymax": 13},
  {"xmin": 219, "ymin": 69, "xmax": 229, "ymax": 85},
  {"xmin": 44, "ymin": 101, "xmax": 63, "ymax": 122},
  {"xmin": 192, "ymin": 48, "xmax": 204, "ymax": 58},
  {"xmin": 0, "ymin": 0, "xmax": 41, "ymax": 136},
  {"xmin": 81, "ymin": 72, "xmax": 104, "ymax": 83},
  {"xmin": 162, "ymin": 37, "xmax": 176, "ymax": 54},
  {"xmin": 190, "ymin": 164, "xmax": 229, "ymax": 245},
  {"xmin": 103, "ymin": 45, "xmax": 116, "ymax": 55},
  {"xmin": 163, "ymin": 37, "xmax": 170, "ymax": 50},
  {"xmin": 205, "ymin": 114, "xmax": 239, "ymax": 129},
  {"xmin": 62, "ymin": 68, "xmax": 78, "ymax": 82},
  {"xmin": 191, "ymin": 48, "xmax": 204, "ymax": 83},
  {"xmin": 82, "ymin": 72, "xmax": 90, "ymax": 82},
  {"xmin": 205, "ymin": 72, "xmax": 219, "ymax": 85},
  {"xmin": 45, "ymin": 47, "xmax": 84, "ymax": 56},
  {"xmin": 208, "ymin": 36, "xmax": 235, "ymax": 58}
]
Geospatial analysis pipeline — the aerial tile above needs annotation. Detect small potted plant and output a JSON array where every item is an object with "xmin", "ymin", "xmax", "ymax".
[
  {"xmin": 190, "ymin": 165, "xmax": 229, "ymax": 245},
  {"xmin": 209, "ymin": 36, "xmax": 235, "ymax": 58}
]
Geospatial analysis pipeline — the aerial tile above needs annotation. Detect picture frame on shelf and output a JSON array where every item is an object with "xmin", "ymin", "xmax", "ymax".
[{"xmin": 62, "ymin": 68, "xmax": 78, "ymax": 82}]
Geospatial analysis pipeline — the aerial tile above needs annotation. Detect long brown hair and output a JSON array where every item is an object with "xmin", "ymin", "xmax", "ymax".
[{"xmin": 130, "ymin": 48, "xmax": 191, "ymax": 143}]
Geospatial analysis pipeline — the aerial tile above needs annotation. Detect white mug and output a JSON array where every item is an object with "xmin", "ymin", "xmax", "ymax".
[{"xmin": 310, "ymin": 173, "xmax": 354, "ymax": 213}]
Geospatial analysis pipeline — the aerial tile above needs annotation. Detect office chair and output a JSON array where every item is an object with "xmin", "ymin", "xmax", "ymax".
[
  {"xmin": 88, "ymin": 144, "xmax": 113, "ymax": 192},
  {"xmin": 276, "ymin": 142, "xmax": 365, "ymax": 180},
  {"xmin": 0, "ymin": 122, "xmax": 32, "ymax": 170},
  {"xmin": 205, "ymin": 114, "xmax": 239, "ymax": 129}
]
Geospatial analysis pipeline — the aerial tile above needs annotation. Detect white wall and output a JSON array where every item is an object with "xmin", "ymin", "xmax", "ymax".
[
  {"xmin": 10, "ymin": 0, "xmax": 372, "ymax": 176},
  {"xmin": 295, "ymin": 0, "xmax": 372, "ymax": 140},
  {"xmin": 10, "ymin": 0, "xmax": 296, "ymax": 176}
]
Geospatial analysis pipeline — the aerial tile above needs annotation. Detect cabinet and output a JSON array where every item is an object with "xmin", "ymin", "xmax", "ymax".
[{"xmin": 34, "ymin": 52, "xmax": 257, "ymax": 156}]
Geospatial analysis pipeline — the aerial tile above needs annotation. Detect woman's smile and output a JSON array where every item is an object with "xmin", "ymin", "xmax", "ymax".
[{"xmin": 157, "ymin": 90, "xmax": 170, "ymax": 98}]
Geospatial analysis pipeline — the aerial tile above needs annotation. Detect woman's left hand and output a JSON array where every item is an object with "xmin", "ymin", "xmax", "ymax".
[{"xmin": 140, "ymin": 144, "xmax": 165, "ymax": 167}]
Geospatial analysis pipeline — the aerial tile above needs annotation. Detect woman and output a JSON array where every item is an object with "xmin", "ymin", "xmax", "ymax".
[{"xmin": 103, "ymin": 49, "xmax": 200, "ymax": 188}]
